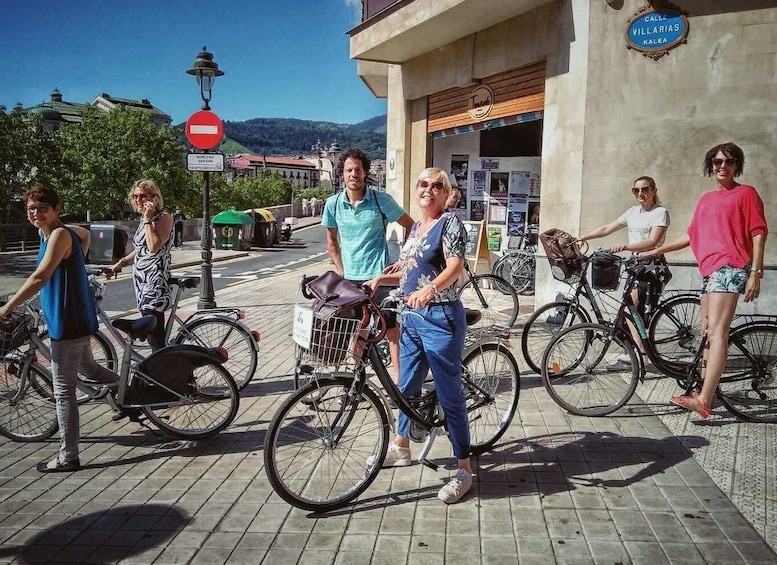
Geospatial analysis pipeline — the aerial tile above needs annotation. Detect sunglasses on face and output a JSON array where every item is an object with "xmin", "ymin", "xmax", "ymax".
[
  {"xmin": 26, "ymin": 204, "xmax": 51, "ymax": 215},
  {"xmin": 132, "ymin": 193, "xmax": 153, "ymax": 201},
  {"xmin": 712, "ymin": 158, "xmax": 738, "ymax": 168},
  {"xmin": 417, "ymin": 180, "xmax": 445, "ymax": 192},
  {"xmin": 631, "ymin": 186, "xmax": 653, "ymax": 195}
]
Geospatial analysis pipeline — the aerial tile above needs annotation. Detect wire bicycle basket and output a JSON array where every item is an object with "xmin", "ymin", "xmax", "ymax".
[
  {"xmin": 0, "ymin": 311, "xmax": 34, "ymax": 356},
  {"xmin": 292, "ymin": 304, "xmax": 363, "ymax": 371}
]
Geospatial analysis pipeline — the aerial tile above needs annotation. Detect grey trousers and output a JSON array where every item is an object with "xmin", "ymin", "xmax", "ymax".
[{"xmin": 50, "ymin": 336, "xmax": 119, "ymax": 464}]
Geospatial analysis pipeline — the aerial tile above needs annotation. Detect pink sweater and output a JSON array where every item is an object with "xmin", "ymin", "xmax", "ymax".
[{"xmin": 687, "ymin": 184, "xmax": 768, "ymax": 276}]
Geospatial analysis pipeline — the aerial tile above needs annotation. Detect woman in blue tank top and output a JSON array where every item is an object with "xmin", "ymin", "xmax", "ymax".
[{"xmin": 0, "ymin": 186, "xmax": 118, "ymax": 473}]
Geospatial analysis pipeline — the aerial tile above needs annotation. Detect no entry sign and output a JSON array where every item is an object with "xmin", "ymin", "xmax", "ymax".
[{"xmin": 185, "ymin": 110, "xmax": 224, "ymax": 150}]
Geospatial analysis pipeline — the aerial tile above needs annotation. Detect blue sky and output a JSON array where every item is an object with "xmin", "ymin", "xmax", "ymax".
[{"xmin": 0, "ymin": 0, "xmax": 385, "ymax": 125}]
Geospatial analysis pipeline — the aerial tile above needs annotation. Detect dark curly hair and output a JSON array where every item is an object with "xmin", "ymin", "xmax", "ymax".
[
  {"xmin": 335, "ymin": 148, "xmax": 371, "ymax": 181},
  {"xmin": 23, "ymin": 185, "xmax": 61, "ymax": 209},
  {"xmin": 703, "ymin": 142, "xmax": 745, "ymax": 178}
]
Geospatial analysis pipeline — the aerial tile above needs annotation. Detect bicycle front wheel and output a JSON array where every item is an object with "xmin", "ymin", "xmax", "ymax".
[
  {"xmin": 541, "ymin": 323, "xmax": 640, "ymax": 416},
  {"xmin": 494, "ymin": 251, "xmax": 535, "ymax": 295},
  {"xmin": 717, "ymin": 323, "xmax": 777, "ymax": 423},
  {"xmin": 0, "ymin": 359, "xmax": 59, "ymax": 442},
  {"xmin": 142, "ymin": 362, "xmax": 239, "ymax": 438},
  {"xmin": 264, "ymin": 376, "xmax": 389, "ymax": 512},
  {"xmin": 646, "ymin": 295, "xmax": 701, "ymax": 376},
  {"xmin": 463, "ymin": 342, "xmax": 520, "ymax": 454},
  {"xmin": 521, "ymin": 301, "xmax": 590, "ymax": 374},
  {"xmin": 175, "ymin": 317, "xmax": 259, "ymax": 390},
  {"xmin": 457, "ymin": 274, "xmax": 519, "ymax": 330}
]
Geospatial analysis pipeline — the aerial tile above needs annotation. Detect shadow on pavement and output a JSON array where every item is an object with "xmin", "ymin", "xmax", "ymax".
[{"xmin": 0, "ymin": 504, "xmax": 188, "ymax": 563}]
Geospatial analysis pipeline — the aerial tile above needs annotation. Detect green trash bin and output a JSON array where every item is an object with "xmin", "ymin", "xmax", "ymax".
[{"xmin": 212, "ymin": 210, "xmax": 253, "ymax": 250}]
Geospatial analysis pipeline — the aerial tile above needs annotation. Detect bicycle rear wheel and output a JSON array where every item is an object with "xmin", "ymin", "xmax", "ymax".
[
  {"xmin": 463, "ymin": 342, "xmax": 520, "ymax": 454},
  {"xmin": 494, "ymin": 251, "xmax": 535, "ymax": 295},
  {"xmin": 264, "ymin": 376, "xmax": 389, "ymax": 512},
  {"xmin": 717, "ymin": 323, "xmax": 777, "ymax": 423},
  {"xmin": 457, "ymin": 274, "xmax": 519, "ymax": 330},
  {"xmin": 0, "ymin": 359, "xmax": 58, "ymax": 442},
  {"xmin": 646, "ymin": 295, "xmax": 701, "ymax": 376},
  {"xmin": 142, "ymin": 362, "xmax": 239, "ymax": 438},
  {"xmin": 174, "ymin": 317, "xmax": 258, "ymax": 390},
  {"xmin": 521, "ymin": 301, "xmax": 590, "ymax": 374},
  {"xmin": 541, "ymin": 323, "xmax": 640, "ymax": 416}
]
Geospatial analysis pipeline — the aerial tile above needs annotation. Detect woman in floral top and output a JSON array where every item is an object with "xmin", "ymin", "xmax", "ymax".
[{"xmin": 367, "ymin": 167, "xmax": 472, "ymax": 504}]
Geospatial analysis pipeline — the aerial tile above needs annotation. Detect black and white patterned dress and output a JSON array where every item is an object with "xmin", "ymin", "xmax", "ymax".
[{"xmin": 132, "ymin": 211, "xmax": 173, "ymax": 312}]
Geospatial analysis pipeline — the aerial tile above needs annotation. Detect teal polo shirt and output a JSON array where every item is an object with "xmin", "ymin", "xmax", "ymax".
[{"xmin": 321, "ymin": 188, "xmax": 405, "ymax": 280}]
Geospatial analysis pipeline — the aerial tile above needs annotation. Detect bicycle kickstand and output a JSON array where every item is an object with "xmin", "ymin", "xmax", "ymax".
[{"xmin": 417, "ymin": 428, "xmax": 441, "ymax": 470}]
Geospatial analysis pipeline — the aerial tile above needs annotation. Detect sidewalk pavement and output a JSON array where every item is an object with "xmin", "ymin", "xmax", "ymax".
[{"xmin": 0, "ymin": 228, "xmax": 775, "ymax": 563}]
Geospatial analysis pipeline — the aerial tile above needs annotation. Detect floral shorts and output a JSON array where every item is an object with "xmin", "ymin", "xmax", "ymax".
[{"xmin": 701, "ymin": 265, "xmax": 749, "ymax": 294}]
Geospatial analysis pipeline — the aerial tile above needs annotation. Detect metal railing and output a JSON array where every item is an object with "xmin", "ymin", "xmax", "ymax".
[{"xmin": 0, "ymin": 224, "xmax": 40, "ymax": 253}]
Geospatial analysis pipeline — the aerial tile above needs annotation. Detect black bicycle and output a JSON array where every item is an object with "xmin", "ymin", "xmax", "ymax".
[
  {"xmin": 540, "ymin": 256, "xmax": 777, "ymax": 421},
  {"xmin": 522, "ymin": 248, "xmax": 700, "ymax": 376},
  {"xmin": 265, "ymin": 279, "xmax": 520, "ymax": 511}
]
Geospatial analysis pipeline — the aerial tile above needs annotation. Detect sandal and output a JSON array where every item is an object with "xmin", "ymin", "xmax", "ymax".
[
  {"xmin": 37, "ymin": 457, "xmax": 81, "ymax": 473},
  {"xmin": 670, "ymin": 395, "xmax": 711, "ymax": 419}
]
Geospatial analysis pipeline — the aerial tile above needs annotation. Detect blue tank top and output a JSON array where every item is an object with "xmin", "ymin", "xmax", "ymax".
[{"xmin": 38, "ymin": 227, "xmax": 98, "ymax": 341}]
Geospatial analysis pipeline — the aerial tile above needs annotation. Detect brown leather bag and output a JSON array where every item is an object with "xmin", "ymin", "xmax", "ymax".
[
  {"xmin": 306, "ymin": 271, "xmax": 369, "ymax": 319},
  {"xmin": 540, "ymin": 228, "xmax": 588, "ymax": 280}
]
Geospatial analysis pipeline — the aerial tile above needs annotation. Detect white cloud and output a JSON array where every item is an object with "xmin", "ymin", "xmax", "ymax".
[{"xmin": 342, "ymin": 0, "xmax": 362, "ymax": 24}]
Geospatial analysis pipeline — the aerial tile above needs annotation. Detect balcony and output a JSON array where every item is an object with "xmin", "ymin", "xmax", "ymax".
[{"xmin": 350, "ymin": 0, "xmax": 554, "ymax": 64}]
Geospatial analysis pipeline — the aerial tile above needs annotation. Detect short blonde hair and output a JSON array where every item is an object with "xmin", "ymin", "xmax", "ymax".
[
  {"xmin": 417, "ymin": 168, "xmax": 452, "ymax": 192},
  {"xmin": 128, "ymin": 179, "xmax": 164, "ymax": 212}
]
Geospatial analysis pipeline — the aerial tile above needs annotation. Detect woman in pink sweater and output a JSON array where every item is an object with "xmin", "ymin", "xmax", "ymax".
[{"xmin": 642, "ymin": 142, "xmax": 767, "ymax": 418}]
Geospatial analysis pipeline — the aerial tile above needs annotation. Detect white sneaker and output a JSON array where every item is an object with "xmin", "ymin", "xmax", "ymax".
[
  {"xmin": 367, "ymin": 441, "xmax": 411, "ymax": 468},
  {"xmin": 438, "ymin": 469, "xmax": 473, "ymax": 504}
]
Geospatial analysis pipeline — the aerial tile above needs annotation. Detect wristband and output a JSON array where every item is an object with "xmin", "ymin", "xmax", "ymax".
[
  {"xmin": 144, "ymin": 221, "xmax": 152, "ymax": 226},
  {"xmin": 430, "ymin": 282, "xmax": 439, "ymax": 295},
  {"xmin": 750, "ymin": 268, "xmax": 763, "ymax": 276}
]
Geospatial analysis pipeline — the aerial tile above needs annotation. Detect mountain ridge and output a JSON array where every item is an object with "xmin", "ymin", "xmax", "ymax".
[{"xmin": 222, "ymin": 114, "xmax": 387, "ymax": 157}]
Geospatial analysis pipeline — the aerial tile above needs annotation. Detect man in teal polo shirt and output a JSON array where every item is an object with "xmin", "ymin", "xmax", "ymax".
[{"xmin": 322, "ymin": 148, "xmax": 414, "ymax": 378}]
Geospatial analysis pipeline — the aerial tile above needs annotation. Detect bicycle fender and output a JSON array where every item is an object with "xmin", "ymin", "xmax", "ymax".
[{"xmin": 140, "ymin": 344, "xmax": 227, "ymax": 369}]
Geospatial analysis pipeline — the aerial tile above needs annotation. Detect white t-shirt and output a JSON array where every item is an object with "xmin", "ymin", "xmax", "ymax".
[{"xmin": 617, "ymin": 205, "xmax": 670, "ymax": 246}]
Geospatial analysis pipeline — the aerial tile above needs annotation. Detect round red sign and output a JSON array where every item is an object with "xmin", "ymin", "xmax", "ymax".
[{"xmin": 185, "ymin": 110, "xmax": 224, "ymax": 150}]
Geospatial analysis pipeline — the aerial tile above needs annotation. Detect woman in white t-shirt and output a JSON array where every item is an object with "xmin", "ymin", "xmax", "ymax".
[{"xmin": 580, "ymin": 176, "xmax": 670, "ymax": 361}]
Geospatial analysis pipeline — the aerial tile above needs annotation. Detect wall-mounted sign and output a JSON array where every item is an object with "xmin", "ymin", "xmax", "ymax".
[
  {"xmin": 625, "ymin": 2, "xmax": 689, "ymax": 61},
  {"xmin": 467, "ymin": 85, "xmax": 495, "ymax": 120}
]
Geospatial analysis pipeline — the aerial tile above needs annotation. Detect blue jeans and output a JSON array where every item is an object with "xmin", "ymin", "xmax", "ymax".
[
  {"xmin": 398, "ymin": 301, "xmax": 470, "ymax": 460},
  {"xmin": 50, "ymin": 336, "xmax": 119, "ymax": 463}
]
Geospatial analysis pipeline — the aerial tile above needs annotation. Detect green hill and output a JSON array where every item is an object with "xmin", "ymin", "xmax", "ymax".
[{"xmin": 223, "ymin": 115, "xmax": 387, "ymax": 157}]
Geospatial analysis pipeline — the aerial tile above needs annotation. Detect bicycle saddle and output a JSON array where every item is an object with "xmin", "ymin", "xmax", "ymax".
[
  {"xmin": 169, "ymin": 276, "xmax": 200, "ymax": 289},
  {"xmin": 465, "ymin": 308, "xmax": 482, "ymax": 327},
  {"xmin": 113, "ymin": 315, "xmax": 157, "ymax": 340}
]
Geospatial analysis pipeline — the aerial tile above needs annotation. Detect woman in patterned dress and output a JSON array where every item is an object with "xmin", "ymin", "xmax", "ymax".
[
  {"xmin": 367, "ymin": 167, "xmax": 473, "ymax": 504},
  {"xmin": 108, "ymin": 180, "xmax": 173, "ymax": 351}
]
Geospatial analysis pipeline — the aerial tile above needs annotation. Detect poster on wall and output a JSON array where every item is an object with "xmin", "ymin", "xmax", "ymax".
[
  {"xmin": 481, "ymin": 158, "xmax": 500, "ymax": 170},
  {"xmin": 489, "ymin": 172, "xmax": 509, "ymax": 199},
  {"xmin": 470, "ymin": 200, "xmax": 486, "ymax": 221},
  {"xmin": 488, "ymin": 200, "xmax": 507, "ymax": 224},
  {"xmin": 509, "ymin": 171, "xmax": 530, "ymax": 196},
  {"xmin": 507, "ymin": 196, "xmax": 529, "ymax": 236},
  {"xmin": 450, "ymin": 155, "xmax": 469, "ymax": 187},
  {"xmin": 471, "ymin": 170, "xmax": 486, "ymax": 198},
  {"xmin": 530, "ymin": 173, "xmax": 541, "ymax": 197}
]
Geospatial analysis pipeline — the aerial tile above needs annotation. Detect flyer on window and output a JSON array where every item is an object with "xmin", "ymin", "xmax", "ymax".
[{"xmin": 509, "ymin": 171, "xmax": 530, "ymax": 196}]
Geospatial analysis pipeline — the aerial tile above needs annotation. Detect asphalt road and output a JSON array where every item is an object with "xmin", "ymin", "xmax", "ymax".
[{"xmin": 0, "ymin": 224, "xmax": 329, "ymax": 315}]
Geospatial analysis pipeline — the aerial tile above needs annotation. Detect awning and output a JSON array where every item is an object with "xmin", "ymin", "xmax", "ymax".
[{"xmin": 244, "ymin": 208, "xmax": 276, "ymax": 222}]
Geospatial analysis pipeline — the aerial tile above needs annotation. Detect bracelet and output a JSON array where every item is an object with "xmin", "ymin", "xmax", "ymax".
[
  {"xmin": 144, "ymin": 221, "xmax": 152, "ymax": 226},
  {"xmin": 750, "ymin": 268, "xmax": 763, "ymax": 276},
  {"xmin": 430, "ymin": 282, "xmax": 439, "ymax": 295}
]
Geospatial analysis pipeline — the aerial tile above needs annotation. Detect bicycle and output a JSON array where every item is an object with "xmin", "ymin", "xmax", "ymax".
[
  {"xmin": 456, "ymin": 261, "xmax": 519, "ymax": 330},
  {"xmin": 0, "ymin": 300, "xmax": 240, "ymax": 441},
  {"xmin": 521, "ymin": 247, "xmax": 700, "ymax": 375},
  {"xmin": 264, "ymin": 281, "xmax": 521, "ymax": 511},
  {"xmin": 539, "ymin": 256, "xmax": 777, "ymax": 421},
  {"xmin": 79, "ymin": 270, "xmax": 260, "ymax": 391},
  {"xmin": 492, "ymin": 224, "xmax": 538, "ymax": 295}
]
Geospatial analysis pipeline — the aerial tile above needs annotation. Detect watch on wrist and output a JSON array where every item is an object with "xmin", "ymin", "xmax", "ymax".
[{"xmin": 750, "ymin": 267, "xmax": 763, "ymax": 276}]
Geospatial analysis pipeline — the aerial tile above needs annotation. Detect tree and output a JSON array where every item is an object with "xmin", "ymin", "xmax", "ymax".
[
  {"xmin": 0, "ymin": 107, "xmax": 59, "ymax": 223},
  {"xmin": 54, "ymin": 108, "xmax": 195, "ymax": 218},
  {"xmin": 211, "ymin": 170, "xmax": 292, "ymax": 213}
]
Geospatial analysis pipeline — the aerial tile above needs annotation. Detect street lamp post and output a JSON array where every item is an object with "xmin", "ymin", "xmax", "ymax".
[{"xmin": 186, "ymin": 47, "xmax": 224, "ymax": 310}]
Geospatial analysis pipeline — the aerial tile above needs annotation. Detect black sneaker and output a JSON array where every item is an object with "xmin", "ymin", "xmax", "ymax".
[{"xmin": 112, "ymin": 407, "xmax": 143, "ymax": 422}]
